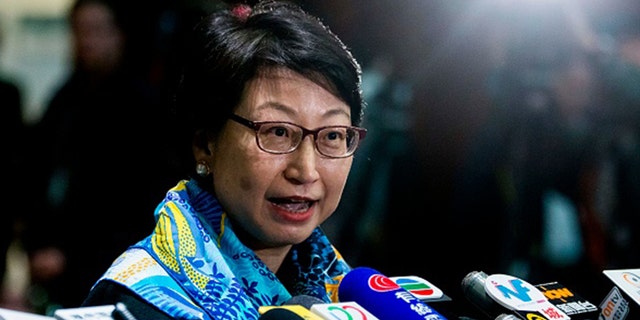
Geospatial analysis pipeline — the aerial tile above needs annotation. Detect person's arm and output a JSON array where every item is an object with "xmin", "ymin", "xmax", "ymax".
[{"xmin": 81, "ymin": 280, "xmax": 172, "ymax": 320}]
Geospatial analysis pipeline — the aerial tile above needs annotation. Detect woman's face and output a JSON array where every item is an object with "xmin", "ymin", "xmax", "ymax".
[{"xmin": 205, "ymin": 68, "xmax": 354, "ymax": 249}]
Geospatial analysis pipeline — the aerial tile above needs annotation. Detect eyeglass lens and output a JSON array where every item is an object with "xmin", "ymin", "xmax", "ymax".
[{"xmin": 256, "ymin": 123, "xmax": 359, "ymax": 157}]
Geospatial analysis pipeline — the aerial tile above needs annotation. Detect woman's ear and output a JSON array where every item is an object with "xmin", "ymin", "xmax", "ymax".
[{"xmin": 192, "ymin": 129, "xmax": 213, "ymax": 158}]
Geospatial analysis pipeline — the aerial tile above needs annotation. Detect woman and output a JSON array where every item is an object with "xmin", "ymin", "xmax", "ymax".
[{"xmin": 81, "ymin": 0, "xmax": 366, "ymax": 319}]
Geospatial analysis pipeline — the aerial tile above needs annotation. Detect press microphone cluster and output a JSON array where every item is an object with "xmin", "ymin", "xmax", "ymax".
[
  {"xmin": 259, "ymin": 266, "xmax": 452, "ymax": 319},
  {"xmin": 461, "ymin": 270, "xmax": 600, "ymax": 320}
]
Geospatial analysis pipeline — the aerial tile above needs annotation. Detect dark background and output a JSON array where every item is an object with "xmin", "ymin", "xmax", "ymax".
[{"xmin": 4, "ymin": 0, "xmax": 640, "ymax": 317}]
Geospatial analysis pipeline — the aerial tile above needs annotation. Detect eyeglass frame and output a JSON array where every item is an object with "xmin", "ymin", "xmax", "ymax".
[{"xmin": 228, "ymin": 113, "xmax": 367, "ymax": 158}]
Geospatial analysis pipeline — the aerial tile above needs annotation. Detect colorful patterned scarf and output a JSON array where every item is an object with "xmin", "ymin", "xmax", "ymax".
[{"xmin": 94, "ymin": 179, "xmax": 351, "ymax": 319}]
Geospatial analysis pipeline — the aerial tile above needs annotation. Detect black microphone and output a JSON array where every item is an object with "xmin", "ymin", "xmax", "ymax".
[
  {"xmin": 338, "ymin": 266, "xmax": 448, "ymax": 319},
  {"xmin": 461, "ymin": 271, "xmax": 509, "ymax": 319},
  {"xmin": 258, "ymin": 308, "xmax": 305, "ymax": 320},
  {"xmin": 112, "ymin": 303, "xmax": 138, "ymax": 320},
  {"xmin": 284, "ymin": 295, "xmax": 325, "ymax": 309}
]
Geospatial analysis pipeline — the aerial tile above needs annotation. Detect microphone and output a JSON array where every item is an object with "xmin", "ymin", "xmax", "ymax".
[
  {"xmin": 461, "ymin": 271, "xmax": 571, "ymax": 320},
  {"xmin": 51, "ymin": 303, "xmax": 140, "ymax": 320},
  {"xmin": 601, "ymin": 268, "xmax": 640, "ymax": 320},
  {"xmin": 535, "ymin": 281, "xmax": 599, "ymax": 319},
  {"xmin": 53, "ymin": 305, "xmax": 116, "ymax": 319},
  {"xmin": 284, "ymin": 295, "xmax": 326, "ymax": 309},
  {"xmin": 461, "ymin": 271, "xmax": 510, "ymax": 319},
  {"xmin": 310, "ymin": 301, "xmax": 379, "ymax": 319},
  {"xmin": 284, "ymin": 294, "xmax": 380, "ymax": 319},
  {"xmin": 258, "ymin": 308, "xmax": 306, "ymax": 320},
  {"xmin": 338, "ymin": 266, "xmax": 448, "ymax": 320},
  {"xmin": 258, "ymin": 305, "xmax": 322, "ymax": 319},
  {"xmin": 0, "ymin": 307, "xmax": 56, "ymax": 319},
  {"xmin": 112, "ymin": 303, "xmax": 138, "ymax": 320}
]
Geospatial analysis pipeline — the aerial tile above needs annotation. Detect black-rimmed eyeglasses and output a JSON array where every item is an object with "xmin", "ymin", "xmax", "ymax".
[{"xmin": 229, "ymin": 113, "xmax": 367, "ymax": 158}]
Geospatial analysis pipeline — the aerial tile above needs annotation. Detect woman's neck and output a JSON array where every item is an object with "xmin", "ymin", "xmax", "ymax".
[{"xmin": 253, "ymin": 245, "xmax": 292, "ymax": 274}]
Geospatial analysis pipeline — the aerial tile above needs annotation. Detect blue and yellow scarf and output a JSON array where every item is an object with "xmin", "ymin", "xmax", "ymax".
[{"xmin": 94, "ymin": 179, "xmax": 351, "ymax": 319}]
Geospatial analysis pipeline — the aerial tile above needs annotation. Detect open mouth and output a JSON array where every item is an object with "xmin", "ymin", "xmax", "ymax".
[{"xmin": 269, "ymin": 198, "xmax": 315, "ymax": 213}]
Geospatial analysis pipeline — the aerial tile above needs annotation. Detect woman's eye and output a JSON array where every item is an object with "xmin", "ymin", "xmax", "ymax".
[
  {"xmin": 263, "ymin": 125, "xmax": 290, "ymax": 137},
  {"xmin": 273, "ymin": 127, "xmax": 288, "ymax": 137},
  {"xmin": 325, "ymin": 129, "xmax": 346, "ymax": 141}
]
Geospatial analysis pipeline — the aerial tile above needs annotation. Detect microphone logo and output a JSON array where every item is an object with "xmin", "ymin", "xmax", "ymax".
[
  {"xmin": 484, "ymin": 274, "xmax": 570, "ymax": 320},
  {"xmin": 310, "ymin": 301, "xmax": 380, "ymax": 319},
  {"xmin": 622, "ymin": 272, "xmax": 640, "ymax": 288},
  {"xmin": 368, "ymin": 274, "xmax": 400, "ymax": 292},
  {"xmin": 485, "ymin": 274, "xmax": 544, "ymax": 308},
  {"xmin": 391, "ymin": 276, "xmax": 444, "ymax": 300},
  {"xmin": 322, "ymin": 304, "xmax": 372, "ymax": 319}
]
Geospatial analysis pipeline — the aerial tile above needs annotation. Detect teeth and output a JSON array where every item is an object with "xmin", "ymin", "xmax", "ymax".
[{"xmin": 277, "ymin": 201, "xmax": 310, "ymax": 212}]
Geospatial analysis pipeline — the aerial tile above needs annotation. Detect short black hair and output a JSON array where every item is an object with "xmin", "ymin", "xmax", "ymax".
[{"xmin": 171, "ymin": 0, "xmax": 364, "ymax": 177}]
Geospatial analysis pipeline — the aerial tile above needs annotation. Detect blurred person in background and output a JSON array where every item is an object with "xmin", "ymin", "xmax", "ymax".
[
  {"xmin": 21, "ymin": 0, "xmax": 175, "ymax": 314},
  {"xmin": 593, "ymin": 6, "xmax": 640, "ymax": 274},
  {"xmin": 0, "ymin": 28, "xmax": 27, "ymax": 308}
]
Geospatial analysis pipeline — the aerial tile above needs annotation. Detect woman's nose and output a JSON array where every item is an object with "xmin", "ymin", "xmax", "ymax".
[{"xmin": 283, "ymin": 136, "xmax": 320, "ymax": 184}]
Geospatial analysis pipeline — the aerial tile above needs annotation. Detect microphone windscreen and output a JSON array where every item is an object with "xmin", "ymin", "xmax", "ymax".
[
  {"xmin": 258, "ymin": 308, "xmax": 305, "ymax": 320},
  {"xmin": 339, "ymin": 266, "xmax": 448, "ymax": 320},
  {"xmin": 113, "ymin": 302, "xmax": 138, "ymax": 320},
  {"xmin": 461, "ymin": 270, "xmax": 505, "ymax": 318}
]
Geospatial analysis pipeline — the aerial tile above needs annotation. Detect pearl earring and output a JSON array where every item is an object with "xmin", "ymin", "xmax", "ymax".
[{"xmin": 195, "ymin": 161, "xmax": 210, "ymax": 177}]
